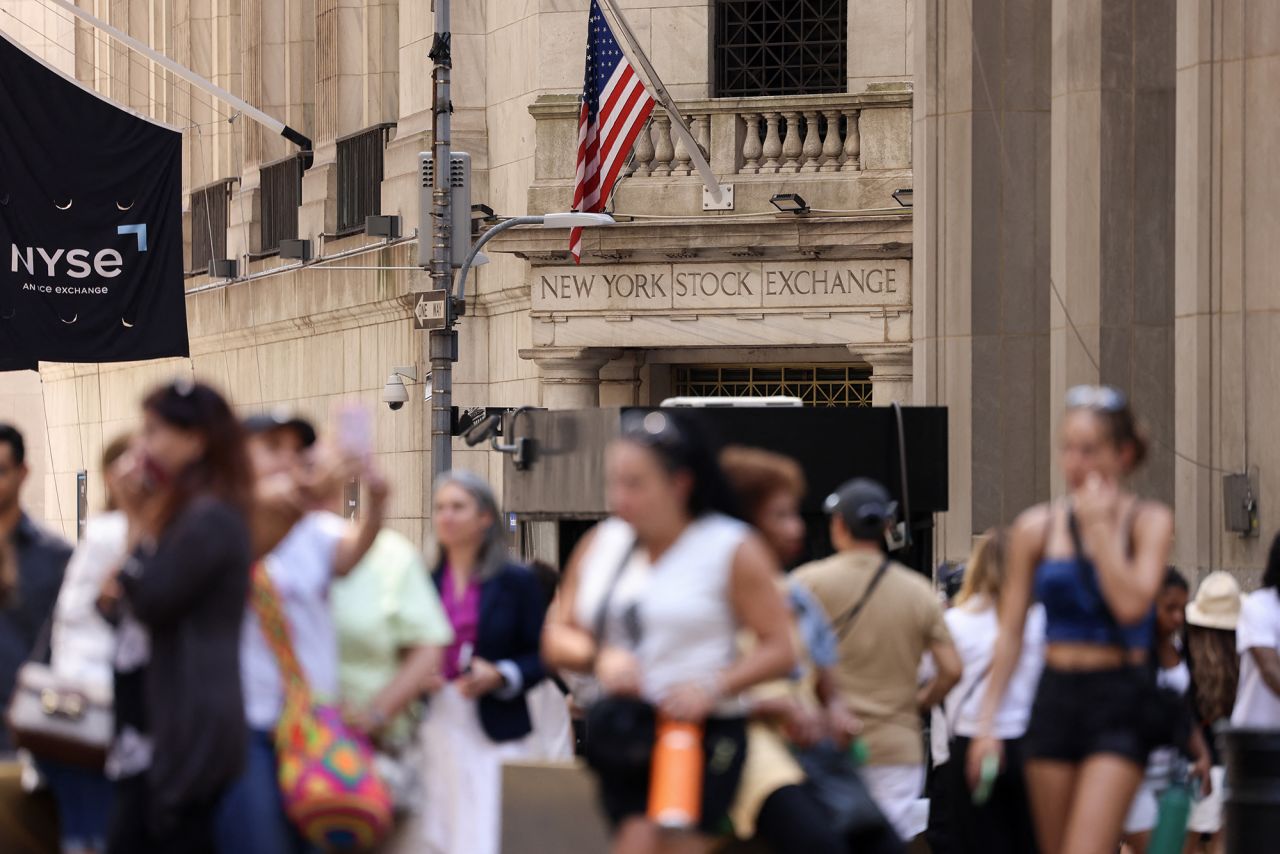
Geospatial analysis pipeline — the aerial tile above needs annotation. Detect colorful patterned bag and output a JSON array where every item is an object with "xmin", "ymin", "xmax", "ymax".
[{"xmin": 251, "ymin": 560, "xmax": 393, "ymax": 852}]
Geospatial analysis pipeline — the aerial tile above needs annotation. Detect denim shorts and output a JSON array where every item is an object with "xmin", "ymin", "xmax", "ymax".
[{"xmin": 1024, "ymin": 666, "xmax": 1150, "ymax": 766}]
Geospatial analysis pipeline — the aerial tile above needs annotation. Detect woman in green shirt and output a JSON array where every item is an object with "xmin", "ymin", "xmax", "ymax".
[{"xmin": 332, "ymin": 526, "xmax": 454, "ymax": 841}]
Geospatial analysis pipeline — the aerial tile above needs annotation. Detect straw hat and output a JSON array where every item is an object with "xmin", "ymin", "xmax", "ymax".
[{"xmin": 1185, "ymin": 571, "xmax": 1242, "ymax": 631}]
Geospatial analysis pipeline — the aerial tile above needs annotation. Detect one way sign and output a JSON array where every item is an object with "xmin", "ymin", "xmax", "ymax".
[{"xmin": 413, "ymin": 290, "xmax": 448, "ymax": 330}]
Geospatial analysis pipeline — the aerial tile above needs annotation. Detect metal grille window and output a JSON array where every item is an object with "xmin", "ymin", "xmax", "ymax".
[
  {"xmin": 714, "ymin": 0, "xmax": 847, "ymax": 98},
  {"xmin": 672, "ymin": 365, "xmax": 872, "ymax": 407},
  {"xmin": 189, "ymin": 179, "xmax": 232, "ymax": 274},
  {"xmin": 260, "ymin": 155, "xmax": 303, "ymax": 253},
  {"xmin": 336, "ymin": 123, "xmax": 394, "ymax": 234}
]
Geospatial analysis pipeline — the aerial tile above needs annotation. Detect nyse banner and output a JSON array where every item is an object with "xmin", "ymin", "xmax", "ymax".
[
  {"xmin": 533, "ymin": 260, "xmax": 910, "ymax": 313},
  {"xmin": 0, "ymin": 33, "xmax": 188, "ymax": 366}
]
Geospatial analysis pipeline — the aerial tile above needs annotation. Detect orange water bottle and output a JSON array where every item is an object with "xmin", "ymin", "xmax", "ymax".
[{"xmin": 647, "ymin": 715, "xmax": 703, "ymax": 829}]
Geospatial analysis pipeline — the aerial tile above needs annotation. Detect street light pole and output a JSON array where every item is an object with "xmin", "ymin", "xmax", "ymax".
[
  {"xmin": 452, "ymin": 213, "xmax": 617, "ymax": 307},
  {"xmin": 428, "ymin": 0, "xmax": 455, "ymax": 488}
]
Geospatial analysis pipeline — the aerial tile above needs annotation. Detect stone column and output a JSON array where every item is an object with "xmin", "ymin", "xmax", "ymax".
[
  {"xmin": 858, "ymin": 347, "xmax": 914, "ymax": 407},
  {"xmin": 1048, "ymin": 0, "xmax": 1176, "ymax": 500},
  {"xmin": 520, "ymin": 348, "xmax": 622, "ymax": 410},
  {"xmin": 1173, "ymin": 0, "xmax": 1279, "ymax": 581},
  {"xmin": 600, "ymin": 352, "xmax": 645, "ymax": 408},
  {"xmin": 914, "ymin": 0, "xmax": 1052, "ymax": 562}
]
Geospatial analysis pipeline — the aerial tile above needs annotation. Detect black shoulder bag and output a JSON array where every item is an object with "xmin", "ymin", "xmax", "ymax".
[
  {"xmin": 581, "ymin": 539, "xmax": 658, "ymax": 774},
  {"xmin": 1067, "ymin": 510, "xmax": 1191, "ymax": 754}
]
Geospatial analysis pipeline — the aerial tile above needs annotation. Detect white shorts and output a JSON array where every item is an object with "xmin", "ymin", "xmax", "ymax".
[
  {"xmin": 863, "ymin": 764, "xmax": 927, "ymax": 841},
  {"xmin": 1124, "ymin": 766, "xmax": 1227, "ymax": 836},
  {"xmin": 1188, "ymin": 766, "xmax": 1226, "ymax": 834},
  {"xmin": 1124, "ymin": 779, "xmax": 1160, "ymax": 834}
]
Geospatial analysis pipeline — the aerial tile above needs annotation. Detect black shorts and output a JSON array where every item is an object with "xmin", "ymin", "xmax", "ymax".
[
  {"xmin": 591, "ymin": 716, "xmax": 748, "ymax": 836},
  {"xmin": 1024, "ymin": 666, "xmax": 1150, "ymax": 766}
]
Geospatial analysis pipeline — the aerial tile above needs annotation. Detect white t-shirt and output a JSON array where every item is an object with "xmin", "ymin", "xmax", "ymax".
[
  {"xmin": 1232, "ymin": 588, "xmax": 1280, "ymax": 728},
  {"xmin": 241, "ymin": 511, "xmax": 347, "ymax": 730},
  {"xmin": 574, "ymin": 515, "xmax": 748, "ymax": 715},
  {"xmin": 944, "ymin": 601, "xmax": 1046, "ymax": 740}
]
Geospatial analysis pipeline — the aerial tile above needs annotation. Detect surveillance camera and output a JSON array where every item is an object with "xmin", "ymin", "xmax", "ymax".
[
  {"xmin": 382, "ymin": 373, "xmax": 409, "ymax": 411},
  {"xmin": 463, "ymin": 413, "xmax": 503, "ymax": 447}
]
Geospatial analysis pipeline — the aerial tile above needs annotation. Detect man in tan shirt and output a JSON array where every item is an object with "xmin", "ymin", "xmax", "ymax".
[{"xmin": 794, "ymin": 478, "xmax": 961, "ymax": 842}]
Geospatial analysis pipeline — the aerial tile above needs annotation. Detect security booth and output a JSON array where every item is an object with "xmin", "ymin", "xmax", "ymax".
[{"xmin": 499, "ymin": 403, "xmax": 949, "ymax": 574}]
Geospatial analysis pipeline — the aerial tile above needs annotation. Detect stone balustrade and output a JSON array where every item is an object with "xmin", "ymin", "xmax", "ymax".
[
  {"xmin": 629, "ymin": 98, "xmax": 867, "ymax": 178},
  {"xmin": 530, "ymin": 86, "xmax": 911, "ymax": 188}
]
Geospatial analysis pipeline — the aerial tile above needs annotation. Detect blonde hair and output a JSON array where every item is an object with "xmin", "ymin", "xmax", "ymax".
[{"xmin": 954, "ymin": 528, "xmax": 1007, "ymax": 609}]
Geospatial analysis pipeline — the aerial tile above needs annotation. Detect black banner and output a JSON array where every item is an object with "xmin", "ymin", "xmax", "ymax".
[{"xmin": 0, "ymin": 33, "xmax": 188, "ymax": 366}]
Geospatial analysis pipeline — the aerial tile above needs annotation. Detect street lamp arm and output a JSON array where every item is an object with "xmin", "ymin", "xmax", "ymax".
[{"xmin": 454, "ymin": 216, "xmax": 544, "ymax": 305}]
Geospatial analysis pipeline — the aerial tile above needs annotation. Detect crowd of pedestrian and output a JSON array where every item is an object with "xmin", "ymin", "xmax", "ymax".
[{"xmin": 0, "ymin": 379, "xmax": 1279, "ymax": 854}]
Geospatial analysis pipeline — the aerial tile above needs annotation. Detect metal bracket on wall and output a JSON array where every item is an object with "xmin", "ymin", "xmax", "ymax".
[{"xmin": 702, "ymin": 183, "xmax": 735, "ymax": 211}]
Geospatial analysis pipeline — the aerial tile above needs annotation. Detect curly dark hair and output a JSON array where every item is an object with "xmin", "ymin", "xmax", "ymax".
[
  {"xmin": 1264, "ymin": 531, "xmax": 1280, "ymax": 592},
  {"xmin": 1187, "ymin": 624, "xmax": 1240, "ymax": 725}
]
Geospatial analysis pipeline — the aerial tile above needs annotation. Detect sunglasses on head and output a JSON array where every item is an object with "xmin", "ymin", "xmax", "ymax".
[
  {"xmin": 620, "ymin": 410, "xmax": 685, "ymax": 449},
  {"xmin": 1065, "ymin": 384, "xmax": 1127, "ymax": 413}
]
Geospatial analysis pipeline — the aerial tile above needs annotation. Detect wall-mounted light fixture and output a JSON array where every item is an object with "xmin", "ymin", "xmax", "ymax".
[
  {"xmin": 769, "ymin": 193, "xmax": 810, "ymax": 214},
  {"xmin": 892, "ymin": 188, "xmax": 914, "ymax": 208}
]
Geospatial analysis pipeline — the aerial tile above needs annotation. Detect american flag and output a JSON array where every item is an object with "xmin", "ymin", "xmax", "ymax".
[{"xmin": 570, "ymin": 0, "xmax": 656, "ymax": 262}]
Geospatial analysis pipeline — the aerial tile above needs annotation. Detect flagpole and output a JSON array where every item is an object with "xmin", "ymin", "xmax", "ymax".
[
  {"xmin": 597, "ymin": 0, "xmax": 725, "ymax": 204},
  {"xmin": 41, "ymin": 0, "xmax": 312, "ymax": 162}
]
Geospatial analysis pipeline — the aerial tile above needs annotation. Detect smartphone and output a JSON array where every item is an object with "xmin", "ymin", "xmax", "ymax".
[
  {"xmin": 457, "ymin": 642, "xmax": 474, "ymax": 675},
  {"xmin": 139, "ymin": 454, "xmax": 171, "ymax": 492},
  {"xmin": 336, "ymin": 404, "xmax": 374, "ymax": 462}
]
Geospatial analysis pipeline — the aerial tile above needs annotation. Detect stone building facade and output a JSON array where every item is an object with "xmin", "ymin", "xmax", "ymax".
[{"xmin": 0, "ymin": 0, "xmax": 1275, "ymax": 582}]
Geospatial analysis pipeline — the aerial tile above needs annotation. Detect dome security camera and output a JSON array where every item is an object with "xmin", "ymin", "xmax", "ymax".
[{"xmin": 382, "ymin": 366, "xmax": 416, "ymax": 411}]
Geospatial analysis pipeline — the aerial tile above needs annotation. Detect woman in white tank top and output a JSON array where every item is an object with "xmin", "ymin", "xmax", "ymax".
[{"xmin": 543, "ymin": 410, "xmax": 797, "ymax": 854}]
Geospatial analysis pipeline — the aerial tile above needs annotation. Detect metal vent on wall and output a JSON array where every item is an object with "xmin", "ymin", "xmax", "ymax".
[
  {"xmin": 673, "ymin": 365, "xmax": 873, "ymax": 408},
  {"xmin": 259, "ymin": 155, "xmax": 302, "ymax": 254},
  {"xmin": 189, "ymin": 178, "xmax": 233, "ymax": 275},
  {"xmin": 336, "ymin": 123, "xmax": 394, "ymax": 234},
  {"xmin": 714, "ymin": 0, "xmax": 848, "ymax": 98}
]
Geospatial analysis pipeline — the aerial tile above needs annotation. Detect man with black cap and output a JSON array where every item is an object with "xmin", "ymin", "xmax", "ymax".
[
  {"xmin": 215, "ymin": 409, "xmax": 388, "ymax": 854},
  {"xmin": 793, "ymin": 477, "xmax": 961, "ymax": 843}
]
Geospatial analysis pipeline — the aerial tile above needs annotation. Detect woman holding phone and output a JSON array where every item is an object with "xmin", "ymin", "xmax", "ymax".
[
  {"xmin": 101, "ymin": 380, "xmax": 255, "ymax": 854},
  {"xmin": 967, "ymin": 386, "xmax": 1174, "ymax": 854},
  {"xmin": 419, "ymin": 470, "xmax": 554, "ymax": 854},
  {"xmin": 215, "ymin": 410, "xmax": 388, "ymax": 854}
]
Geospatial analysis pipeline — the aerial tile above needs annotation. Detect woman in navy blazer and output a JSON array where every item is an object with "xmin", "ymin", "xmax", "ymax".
[
  {"xmin": 418, "ymin": 470, "xmax": 556, "ymax": 854},
  {"xmin": 430, "ymin": 558, "xmax": 548, "ymax": 741}
]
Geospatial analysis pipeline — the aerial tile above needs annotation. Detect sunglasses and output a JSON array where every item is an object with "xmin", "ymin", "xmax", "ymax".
[
  {"xmin": 1064, "ymin": 384, "xmax": 1127, "ymax": 412},
  {"xmin": 620, "ymin": 410, "xmax": 686, "ymax": 451}
]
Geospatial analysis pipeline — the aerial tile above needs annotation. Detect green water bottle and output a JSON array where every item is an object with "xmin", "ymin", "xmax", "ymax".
[
  {"xmin": 1148, "ymin": 765, "xmax": 1193, "ymax": 854},
  {"xmin": 848, "ymin": 737, "xmax": 870, "ymax": 767}
]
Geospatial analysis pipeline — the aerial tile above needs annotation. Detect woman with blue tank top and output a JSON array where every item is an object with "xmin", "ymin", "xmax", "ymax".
[{"xmin": 967, "ymin": 386, "xmax": 1175, "ymax": 854}]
